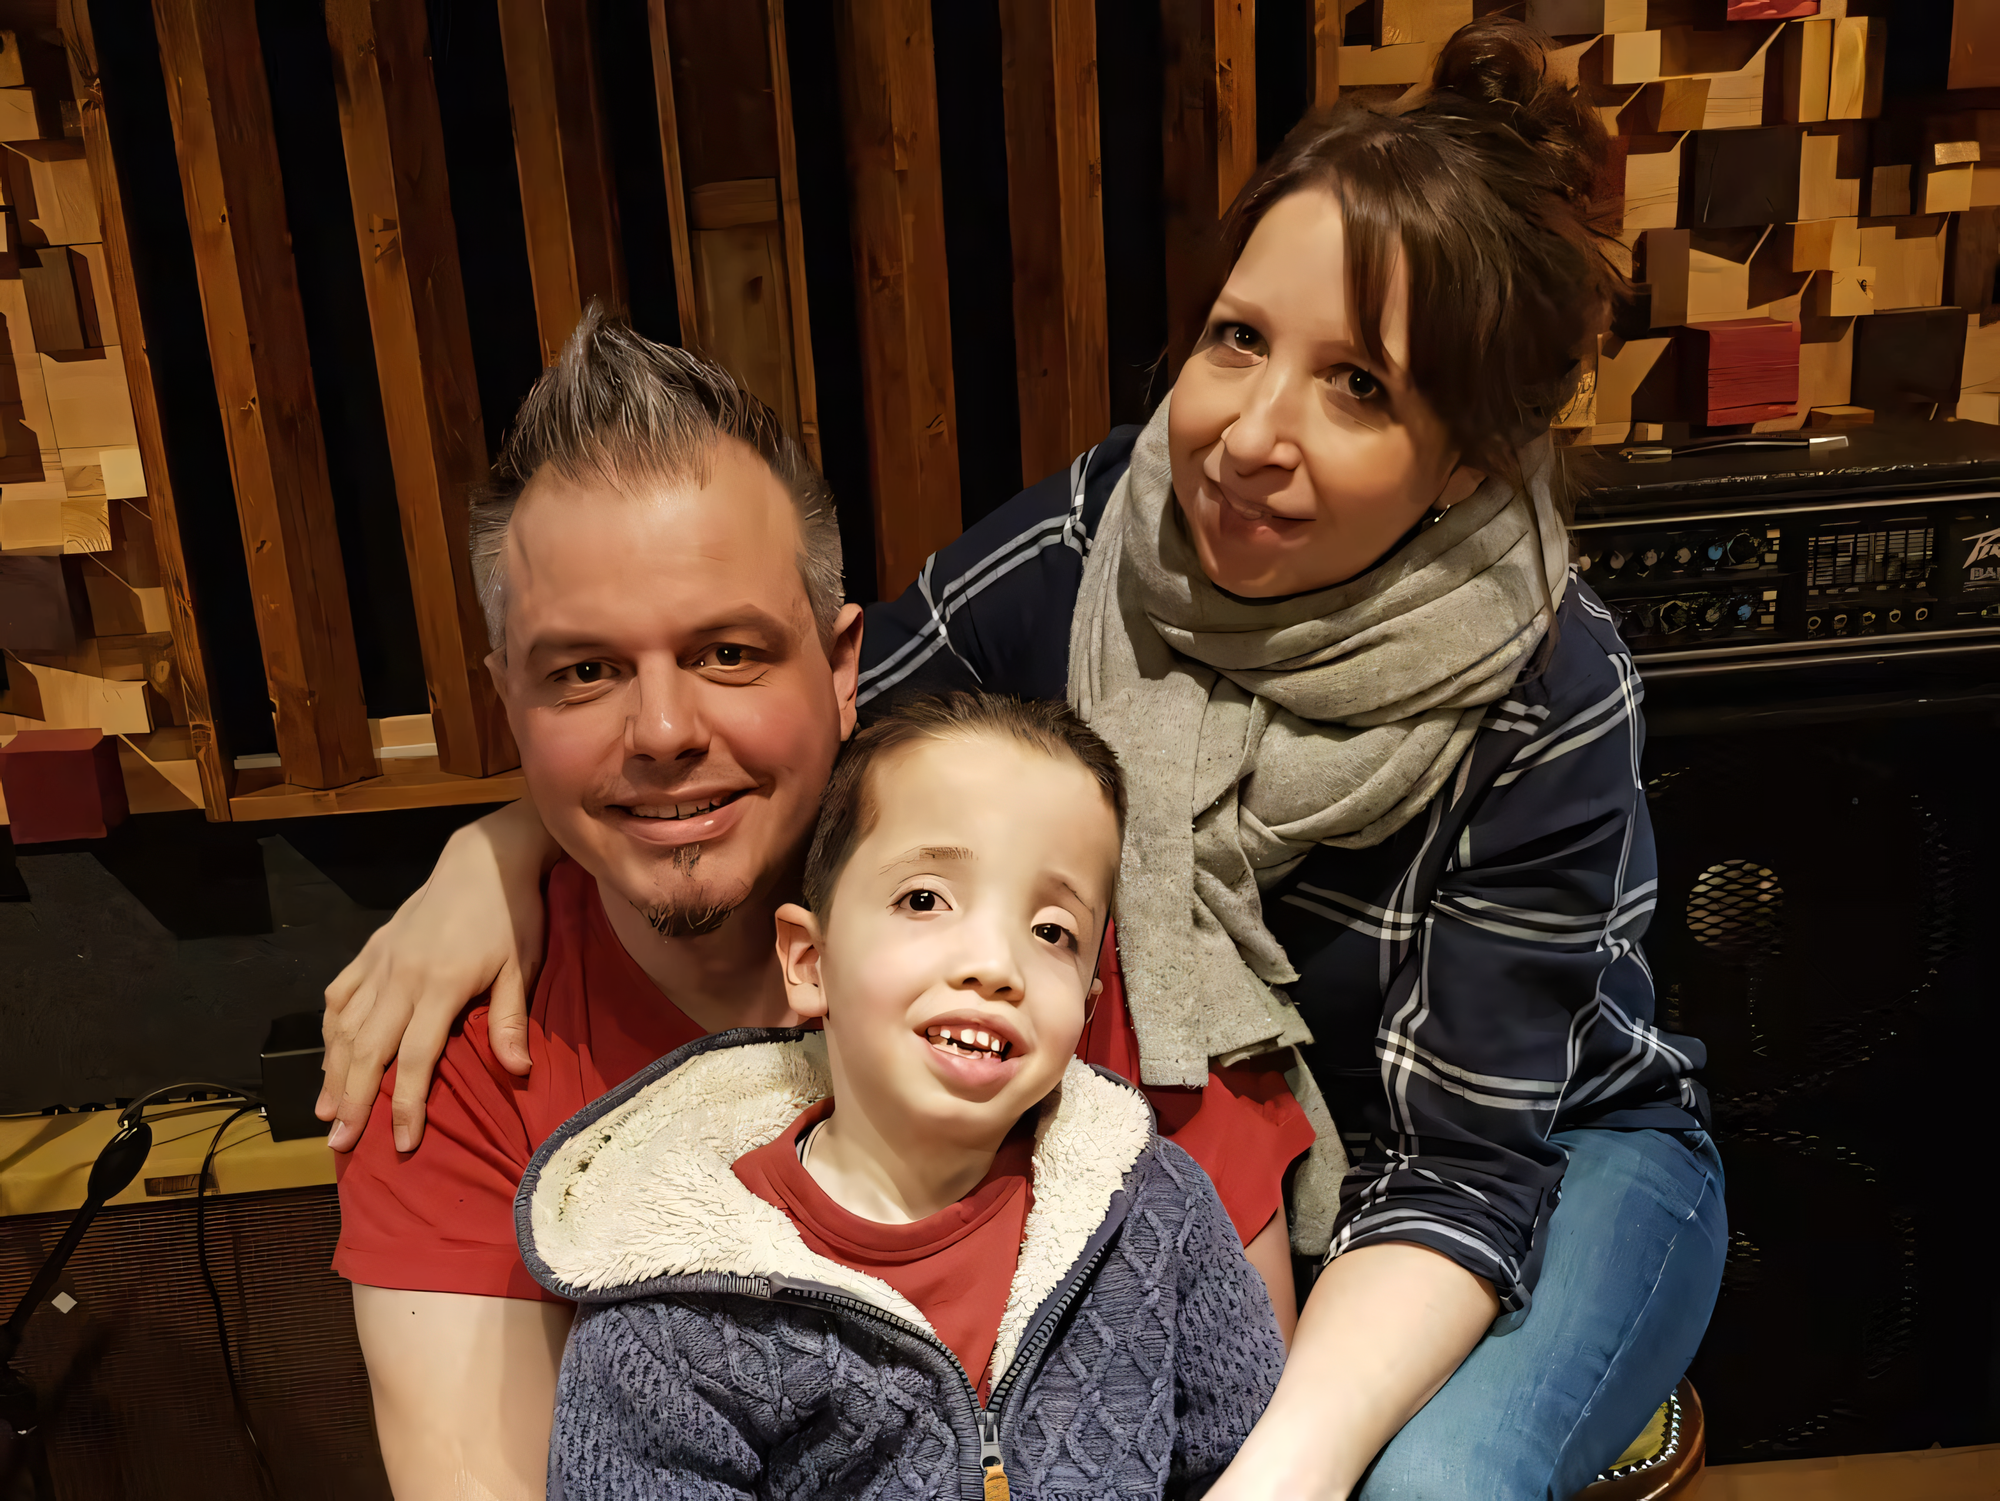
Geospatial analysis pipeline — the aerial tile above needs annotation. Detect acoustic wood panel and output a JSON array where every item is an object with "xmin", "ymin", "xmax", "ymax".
[
  {"xmin": 495, "ymin": 0, "xmax": 626, "ymax": 367},
  {"xmin": 1162, "ymin": 0, "xmax": 1257, "ymax": 371},
  {"xmin": 999, "ymin": 0, "xmax": 1109, "ymax": 487},
  {"xmin": 835, "ymin": 0, "xmax": 960, "ymax": 600},
  {"xmin": 324, "ymin": 0, "xmax": 517, "ymax": 780},
  {"xmin": 150, "ymin": 0, "xmax": 373, "ymax": 792}
]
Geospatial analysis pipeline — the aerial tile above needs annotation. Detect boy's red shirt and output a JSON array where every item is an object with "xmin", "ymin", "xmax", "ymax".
[
  {"xmin": 733, "ymin": 1099, "xmax": 1035, "ymax": 1399},
  {"xmin": 333, "ymin": 859, "xmax": 1314, "ymax": 1302}
]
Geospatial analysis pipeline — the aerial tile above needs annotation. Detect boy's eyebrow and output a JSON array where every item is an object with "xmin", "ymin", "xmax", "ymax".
[{"xmin": 879, "ymin": 845, "xmax": 977, "ymax": 872}]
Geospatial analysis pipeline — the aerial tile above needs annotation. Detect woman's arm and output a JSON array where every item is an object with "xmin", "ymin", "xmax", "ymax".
[
  {"xmin": 319, "ymin": 798, "xmax": 562, "ymax": 1152},
  {"xmin": 1208, "ymin": 1244, "xmax": 1499, "ymax": 1500}
]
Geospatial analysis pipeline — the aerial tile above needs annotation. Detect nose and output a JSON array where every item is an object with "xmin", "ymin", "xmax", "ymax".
[
  {"xmin": 1217, "ymin": 360, "xmax": 1306, "ymax": 477},
  {"xmin": 625, "ymin": 657, "xmax": 709, "ymax": 764},
  {"xmin": 950, "ymin": 911, "xmax": 1025, "ymax": 1004}
]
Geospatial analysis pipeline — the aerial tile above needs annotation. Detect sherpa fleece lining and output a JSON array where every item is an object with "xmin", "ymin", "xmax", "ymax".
[{"xmin": 523, "ymin": 1034, "xmax": 1154, "ymax": 1383}]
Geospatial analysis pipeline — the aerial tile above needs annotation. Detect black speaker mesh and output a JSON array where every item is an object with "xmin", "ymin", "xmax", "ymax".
[
  {"xmin": 0, "ymin": 1185, "xmax": 390, "ymax": 1500},
  {"xmin": 1647, "ymin": 711, "xmax": 2000, "ymax": 1462}
]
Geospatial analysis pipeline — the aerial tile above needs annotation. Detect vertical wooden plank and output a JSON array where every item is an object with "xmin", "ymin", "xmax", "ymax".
[
  {"xmin": 835, "ymin": 0, "xmax": 960, "ymax": 599},
  {"xmin": 325, "ymin": 0, "xmax": 517, "ymax": 779},
  {"xmin": 766, "ymin": 0, "xmax": 822, "ymax": 468},
  {"xmin": 1313, "ymin": 0, "xmax": 1342, "ymax": 107},
  {"xmin": 57, "ymin": 0, "xmax": 232, "ymax": 817},
  {"xmin": 1162, "ymin": 0, "xmax": 1258, "ymax": 372},
  {"xmin": 649, "ymin": 0, "xmax": 821, "ymax": 467},
  {"xmin": 495, "ymin": 0, "xmax": 627, "ymax": 366},
  {"xmin": 999, "ymin": 0, "xmax": 1109, "ymax": 486},
  {"xmin": 150, "ymin": 0, "xmax": 374, "ymax": 790}
]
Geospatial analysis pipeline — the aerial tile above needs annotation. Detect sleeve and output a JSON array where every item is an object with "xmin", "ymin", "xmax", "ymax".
[
  {"xmin": 1077, "ymin": 922, "xmax": 1316, "ymax": 1244},
  {"xmin": 1162, "ymin": 1143, "xmax": 1287, "ymax": 1498},
  {"xmin": 550, "ymin": 1302, "xmax": 759, "ymax": 1501},
  {"xmin": 857, "ymin": 427, "xmax": 1138, "ymax": 712},
  {"xmin": 1331, "ymin": 640, "xmax": 1659, "ymax": 1320},
  {"xmin": 331, "ymin": 1004, "xmax": 561, "ymax": 1302}
]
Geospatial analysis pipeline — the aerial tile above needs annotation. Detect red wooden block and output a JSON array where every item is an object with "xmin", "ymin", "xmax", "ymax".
[
  {"xmin": 1727, "ymin": 0, "xmax": 1816, "ymax": 17},
  {"xmin": 1681, "ymin": 317, "xmax": 1801, "ymax": 425},
  {"xmin": 0, "ymin": 727, "xmax": 129, "ymax": 843}
]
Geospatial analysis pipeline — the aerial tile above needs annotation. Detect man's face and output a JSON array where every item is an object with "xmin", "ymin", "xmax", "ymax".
[{"xmin": 492, "ymin": 440, "xmax": 860, "ymax": 935}]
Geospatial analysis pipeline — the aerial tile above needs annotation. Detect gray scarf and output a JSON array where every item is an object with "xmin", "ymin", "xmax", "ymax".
[{"xmin": 1067, "ymin": 398, "xmax": 1570, "ymax": 1252}]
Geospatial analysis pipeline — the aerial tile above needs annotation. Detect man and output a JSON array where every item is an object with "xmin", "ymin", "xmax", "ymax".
[
  {"xmin": 329, "ymin": 310, "xmax": 1306, "ymax": 1501},
  {"xmin": 330, "ymin": 307, "xmax": 862, "ymax": 1501}
]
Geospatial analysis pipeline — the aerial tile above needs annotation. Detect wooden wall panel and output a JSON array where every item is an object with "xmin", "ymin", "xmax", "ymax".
[
  {"xmin": 835, "ymin": 0, "xmax": 960, "ymax": 600},
  {"xmin": 999, "ymin": 0, "xmax": 1109, "ymax": 486},
  {"xmin": 150, "ymin": 0, "xmax": 374, "ymax": 791},
  {"xmin": 325, "ymin": 0, "xmax": 517, "ymax": 780},
  {"xmin": 496, "ymin": 0, "xmax": 626, "ymax": 366},
  {"xmin": 56, "ymin": 0, "xmax": 231, "ymax": 817},
  {"xmin": 649, "ymin": 0, "xmax": 821, "ymax": 463},
  {"xmin": 1162, "ymin": 0, "xmax": 1257, "ymax": 372}
]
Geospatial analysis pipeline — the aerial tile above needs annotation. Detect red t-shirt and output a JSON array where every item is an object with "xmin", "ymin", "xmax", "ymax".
[
  {"xmin": 334, "ymin": 865, "xmax": 1313, "ymax": 1302},
  {"xmin": 733, "ymin": 1099, "xmax": 1034, "ymax": 1398}
]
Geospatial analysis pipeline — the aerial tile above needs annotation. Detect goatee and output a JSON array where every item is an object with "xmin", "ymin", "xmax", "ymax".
[{"xmin": 637, "ymin": 843, "xmax": 741, "ymax": 939}]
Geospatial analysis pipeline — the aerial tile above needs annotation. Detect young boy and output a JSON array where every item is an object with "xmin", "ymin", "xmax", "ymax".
[{"xmin": 516, "ymin": 694, "xmax": 1285, "ymax": 1500}]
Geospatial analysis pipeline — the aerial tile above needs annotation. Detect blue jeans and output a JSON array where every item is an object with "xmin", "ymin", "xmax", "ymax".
[{"xmin": 1355, "ymin": 1127, "xmax": 1727, "ymax": 1501}]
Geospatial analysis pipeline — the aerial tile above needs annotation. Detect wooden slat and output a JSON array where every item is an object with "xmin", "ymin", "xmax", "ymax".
[
  {"xmin": 648, "ymin": 0, "xmax": 822, "ymax": 466},
  {"xmin": 835, "ymin": 0, "xmax": 960, "ymax": 599},
  {"xmin": 324, "ymin": 0, "xmax": 517, "ymax": 780},
  {"xmin": 229, "ymin": 760, "xmax": 527, "ymax": 821},
  {"xmin": 56, "ymin": 0, "xmax": 232, "ymax": 818},
  {"xmin": 999, "ymin": 0, "xmax": 1109, "ymax": 486},
  {"xmin": 1313, "ymin": 0, "xmax": 1342, "ymax": 106},
  {"xmin": 1162, "ymin": 0, "xmax": 1259, "ymax": 372},
  {"xmin": 150, "ymin": 0, "xmax": 374, "ymax": 791},
  {"xmin": 495, "ymin": 0, "xmax": 626, "ymax": 366}
]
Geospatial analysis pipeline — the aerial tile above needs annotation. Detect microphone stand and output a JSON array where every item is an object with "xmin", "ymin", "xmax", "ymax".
[{"xmin": 0, "ymin": 1118, "xmax": 152, "ymax": 1501}]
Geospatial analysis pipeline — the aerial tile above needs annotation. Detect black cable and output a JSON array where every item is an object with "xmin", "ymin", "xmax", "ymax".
[
  {"xmin": 195, "ymin": 1105, "xmax": 279, "ymax": 1501},
  {"xmin": 117, "ymin": 1084, "xmax": 255, "ymax": 1131}
]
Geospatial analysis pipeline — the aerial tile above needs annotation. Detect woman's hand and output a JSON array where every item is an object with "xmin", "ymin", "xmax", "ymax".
[
  {"xmin": 318, "ymin": 799, "xmax": 562, "ymax": 1153},
  {"xmin": 1204, "ymin": 1242, "xmax": 1499, "ymax": 1501}
]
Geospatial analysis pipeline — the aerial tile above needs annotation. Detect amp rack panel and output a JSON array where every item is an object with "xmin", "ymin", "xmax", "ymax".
[{"xmin": 1573, "ymin": 496, "xmax": 2000, "ymax": 662}]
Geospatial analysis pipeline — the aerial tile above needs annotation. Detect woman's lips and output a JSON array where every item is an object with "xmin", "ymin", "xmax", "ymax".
[{"xmin": 1206, "ymin": 480, "xmax": 1310, "ymax": 544}]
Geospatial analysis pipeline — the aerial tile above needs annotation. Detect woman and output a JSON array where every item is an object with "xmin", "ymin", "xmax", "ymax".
[{"xmin": 325, "ymin": 22, "xmax": 1723, "ymax": 1498}]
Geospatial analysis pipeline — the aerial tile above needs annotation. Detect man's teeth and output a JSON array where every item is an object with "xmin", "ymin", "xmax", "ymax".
[
  {"xmin": 926, "ymin": 1025, "xmax": 1011, "ymax": 1059},
  {"xmin": 629, "ymin": 795, "xmax": 733, "ymax": 820}
]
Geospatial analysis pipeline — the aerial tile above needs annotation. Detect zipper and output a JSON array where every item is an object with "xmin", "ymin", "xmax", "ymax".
[{"xmin": 768, "ymin": 1279, "xmax": 1001, "ymax": 1500}]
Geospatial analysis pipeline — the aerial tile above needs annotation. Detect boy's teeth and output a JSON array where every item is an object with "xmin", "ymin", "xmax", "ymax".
[{"xmin": 926, "ymin": 1025, "xmax": 1009, "ymax": 1059}]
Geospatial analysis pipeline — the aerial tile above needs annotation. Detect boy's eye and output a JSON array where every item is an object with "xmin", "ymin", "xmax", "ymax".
[
  {"xmin": 1032, "ymin": 921, "xmax": 1076, "ymax": 950},
  {"xmin": 899, "ymin": 889, "xmax": 944, "ymax": 913}
]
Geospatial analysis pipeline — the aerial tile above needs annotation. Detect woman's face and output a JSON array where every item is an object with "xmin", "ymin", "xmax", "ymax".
[{"xmin": 1169, "ymin": 186, "xmax": 1481, "ymax": 598}]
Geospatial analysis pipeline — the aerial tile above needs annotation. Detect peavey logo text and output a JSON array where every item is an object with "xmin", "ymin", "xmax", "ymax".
[{"xmin": 1967, "ymin": 524, "xmax": 2000, "ymax": 586}]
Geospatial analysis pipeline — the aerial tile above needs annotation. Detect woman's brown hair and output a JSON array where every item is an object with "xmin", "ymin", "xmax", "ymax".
[{"xmin": 1224, "ymin": 17, "xmax": 1624, "ymax": 518}]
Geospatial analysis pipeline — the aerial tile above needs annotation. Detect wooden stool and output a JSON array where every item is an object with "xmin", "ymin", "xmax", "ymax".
[{"xmin": 1576, "ymin": 1379, "xmax": 1705, "ymax": 1500}]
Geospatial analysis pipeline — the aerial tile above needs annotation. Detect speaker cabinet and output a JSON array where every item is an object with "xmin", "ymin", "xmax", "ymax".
[{"xmin": 0, "ymin": 1186, "xmax": 389, "ymax": 1500}]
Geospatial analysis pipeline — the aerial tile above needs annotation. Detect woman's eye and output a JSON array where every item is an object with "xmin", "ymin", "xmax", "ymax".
[
  {"xmin": 1221, "ymin": 322, "xmax": 1264, "ymax": 354},
  {"xmin": 899, "ymin": 889, "xmax": 944, "ymax": 914},
  {"xmin": 1032, "ymin": 921, "xmax": 1077, "ymax": 951},
  {"xmin": 1334, "ymin": 367, "xmax": 1385, "ymax": 401}
]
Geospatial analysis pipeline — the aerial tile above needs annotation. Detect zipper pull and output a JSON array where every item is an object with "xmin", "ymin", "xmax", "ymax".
[{"xmin": 977, "ymin": 1407, "xmax": 1007, "ymax": 1499}]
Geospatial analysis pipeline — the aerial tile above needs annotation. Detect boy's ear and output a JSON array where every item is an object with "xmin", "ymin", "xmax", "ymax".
[{"xmin": 774, "ymin": 903, "xmax": 830, "ymax": 1019}]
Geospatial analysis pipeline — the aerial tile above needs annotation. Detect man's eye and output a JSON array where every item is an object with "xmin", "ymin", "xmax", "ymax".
[
  {"xmin": 1033, "ymin": 921, "xmax": 1076, "ymax": 950},
  {"xmin": 899, "ymin": 889, "xmax": 944, "ymax": 913},
  {"xmin": 1334, "ymin": 367, "xmax": 1385, "ymax": 401},
  {"xmin": 567, "ymin": 662, "xmax": 609, "ymax": 684},
  {"xmin": 703, "ymin": 645, "xmax": 746, "ymax": 668}
]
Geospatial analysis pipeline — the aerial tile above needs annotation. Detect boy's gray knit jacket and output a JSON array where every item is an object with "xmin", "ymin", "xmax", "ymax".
[{"xmin": 516, "ymin": 1027, "xmax": 1286, "ymax": 1501}]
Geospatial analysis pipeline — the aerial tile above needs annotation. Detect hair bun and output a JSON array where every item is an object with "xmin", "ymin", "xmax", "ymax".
[{"xmin": 1425, "ymin": 17, "xmax": 1607, "ymax": 203}]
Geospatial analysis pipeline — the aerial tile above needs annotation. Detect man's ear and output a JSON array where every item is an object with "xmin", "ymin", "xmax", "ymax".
[
  {"xmin": 774, "ymin": 902, "xmax": 830, "ymax": 1019},
  {"xmin": 828, "ymin": 602, "xmax": 864, "ymax": 741}
]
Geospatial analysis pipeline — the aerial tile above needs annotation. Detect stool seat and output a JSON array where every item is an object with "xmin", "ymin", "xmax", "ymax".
[{"xmin": 1575, "ymin": 1379, "xmax": 1705, "ymax": 1500}]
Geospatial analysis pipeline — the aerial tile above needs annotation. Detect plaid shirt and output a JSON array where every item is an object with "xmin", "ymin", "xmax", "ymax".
[{"xmin": 859, "ymin": 428, "xmax": 1709, "ymax": 1316}]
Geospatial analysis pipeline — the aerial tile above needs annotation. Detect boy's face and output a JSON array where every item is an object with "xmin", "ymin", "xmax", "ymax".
[{"xmin": 778, "ymin": 734, "xmax": 1121, "ymax": 1152}]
